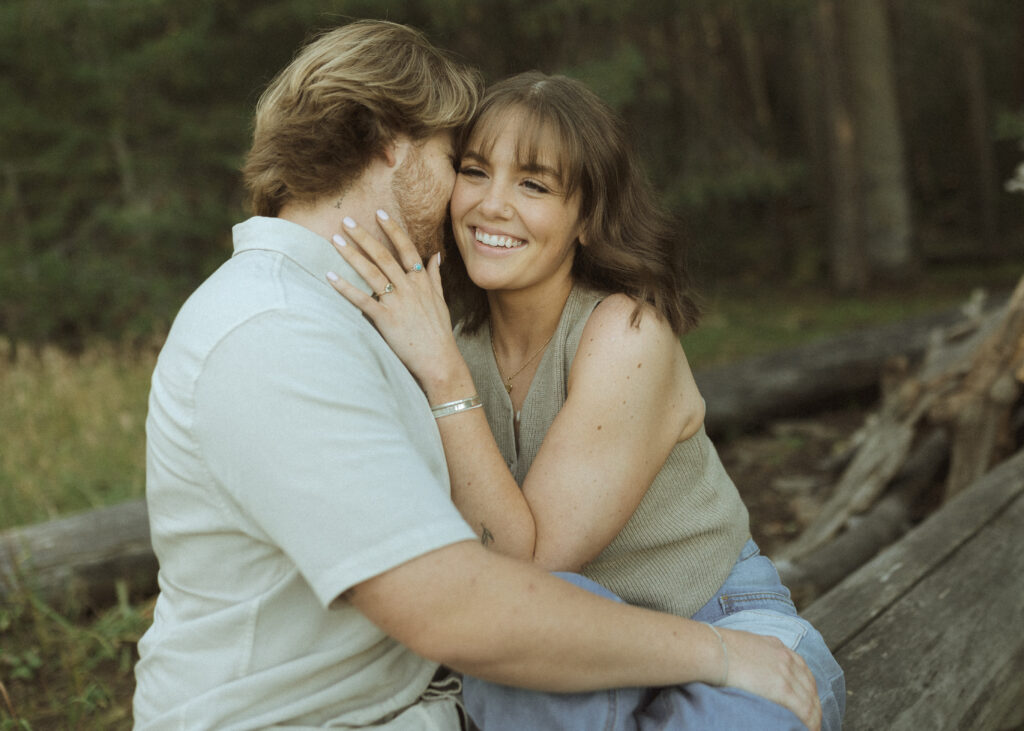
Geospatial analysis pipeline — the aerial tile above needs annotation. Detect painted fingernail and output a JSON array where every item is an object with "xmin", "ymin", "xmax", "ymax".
[
  {"xmin": 332, "ymin": 234, "xmax": 346, "ymax": 247},
  {"xmin": 326, "ymin": 271, "xmax": 339, "ymax": 282},
  {"xmin": 376, "ymin": 209, "xmax": 389, "ymax": 220},
  {"xmin": 437, "ymin": 252, "xmax": 442, "ymax": 266},
  {"xmin": 343, "ymin": 216, "xmax": 356, "ymax": 229}
]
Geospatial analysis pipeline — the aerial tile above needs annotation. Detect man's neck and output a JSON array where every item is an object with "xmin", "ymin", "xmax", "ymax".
[{"xmin": 277, "ymin": 161, "xmax": 398, "ymax": 254}]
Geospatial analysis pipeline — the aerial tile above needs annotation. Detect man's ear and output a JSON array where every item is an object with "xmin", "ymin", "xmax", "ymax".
[{"xmin": 383, "ymin": 136, "xmax": 412, "ymax": 168}]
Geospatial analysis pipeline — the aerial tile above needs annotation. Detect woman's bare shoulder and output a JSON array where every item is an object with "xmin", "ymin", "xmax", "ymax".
[
  {"xmin": 573, "ymin": 292, "xmax": 703, "ymax": 435},
  {"xmin": 580, "ymin": 293, "xmax": 679, "ymax": 355}
]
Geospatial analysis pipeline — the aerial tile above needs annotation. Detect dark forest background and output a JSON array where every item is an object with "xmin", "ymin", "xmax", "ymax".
[{"xmin": 2, "ymin": 0, "xmax": 1022, "ymax": 348}]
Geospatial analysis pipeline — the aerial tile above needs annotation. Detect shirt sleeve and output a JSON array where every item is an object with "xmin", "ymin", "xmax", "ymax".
[{"xmin": 193, "ymin": 307, "xmax": 476, "ymax": 608}]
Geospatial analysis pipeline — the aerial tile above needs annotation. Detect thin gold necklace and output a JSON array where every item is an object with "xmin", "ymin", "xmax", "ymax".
[{"xmin": 490, "ymin": 328, "xmax": 554, "ymax": 394}]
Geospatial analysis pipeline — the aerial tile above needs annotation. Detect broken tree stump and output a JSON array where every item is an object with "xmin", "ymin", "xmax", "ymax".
[{"xmin": 778, "ymin": 277, "xmax": 1024, "ymax": 562}]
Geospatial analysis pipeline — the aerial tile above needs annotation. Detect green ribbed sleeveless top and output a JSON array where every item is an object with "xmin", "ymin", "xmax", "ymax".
[{"xmin": 456, "ymin": 285, "xmax": 751, "ymax": 617}]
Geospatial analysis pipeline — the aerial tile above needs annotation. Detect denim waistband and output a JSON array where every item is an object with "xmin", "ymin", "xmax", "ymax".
[{"xmin": 690, "ymin": 539, "xmax": 797, "ymax": 624}]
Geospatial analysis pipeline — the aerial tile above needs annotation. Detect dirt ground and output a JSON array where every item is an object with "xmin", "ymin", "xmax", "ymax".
[{"xmin": 716, "ymin": 405, "xmax": 870, "ymax": 559}]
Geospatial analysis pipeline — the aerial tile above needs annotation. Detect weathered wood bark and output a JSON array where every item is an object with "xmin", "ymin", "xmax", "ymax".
[
  {"xmin": 776, "ymin": 426, "xmax": 949, "ymax": 605},
  {"xmin": 932, "ymin": 280, "xmax": 1024, "ymax": 498},
  {"xmin": 0, "ymin": 499, "xmax": 155, "ymax": 611},
  {"xmin": 803, "ymin": 448, "xmax": 1024, "ymax": 730}
]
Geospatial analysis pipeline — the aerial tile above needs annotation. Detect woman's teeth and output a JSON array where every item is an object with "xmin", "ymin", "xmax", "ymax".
[{"xmin": 475, "ymin": 229, "xmax": 524, "ymax": 248}]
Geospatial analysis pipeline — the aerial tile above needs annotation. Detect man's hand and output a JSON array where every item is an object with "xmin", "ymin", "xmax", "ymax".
[{"xmin": 720, "ymin": 627, "xmax": 823, "ymax": 731}]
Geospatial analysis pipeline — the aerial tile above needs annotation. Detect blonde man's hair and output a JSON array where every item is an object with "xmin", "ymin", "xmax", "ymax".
[{"xmin": 243, "ymin": 20, "xmax": 481, "ymax": 216}]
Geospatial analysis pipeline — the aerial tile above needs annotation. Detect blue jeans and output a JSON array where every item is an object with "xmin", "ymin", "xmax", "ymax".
[{"xmin": 462, "ymin": 540, "xmax": 845, "ymax": 730}]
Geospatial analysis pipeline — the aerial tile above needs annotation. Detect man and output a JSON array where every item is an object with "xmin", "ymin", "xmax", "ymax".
[{"xmin": 133, "ymin": 20, "xmax": 821, "ymax": 730}]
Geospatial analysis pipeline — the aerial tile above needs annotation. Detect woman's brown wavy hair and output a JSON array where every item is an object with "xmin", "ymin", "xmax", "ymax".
[
  {"xmin": 243, "ymin": 20, "xmax": 481, "ymax": 216},
  {"xmin": 443, "ymin": 71, "xmax": 700, "ymax": 336}
]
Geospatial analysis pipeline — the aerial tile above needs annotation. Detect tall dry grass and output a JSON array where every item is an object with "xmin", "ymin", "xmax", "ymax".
[{"xmin": 0, "ymin": 339, "xmax": 156, "ymax": 532}]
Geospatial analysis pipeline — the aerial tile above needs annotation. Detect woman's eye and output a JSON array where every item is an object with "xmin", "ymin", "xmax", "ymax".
[
  {"xmin": 458, "ymin": 165, "xmax": 486, "ymax": 178},
  {"xmin": 523, "ymin": 179, "xmax": 551, "ymax": 194}
]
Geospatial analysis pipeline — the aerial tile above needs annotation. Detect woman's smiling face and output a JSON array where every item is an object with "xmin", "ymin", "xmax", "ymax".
[{"xmin": 449, "ymin": 109, "xmax": 584, "ymax": 299}]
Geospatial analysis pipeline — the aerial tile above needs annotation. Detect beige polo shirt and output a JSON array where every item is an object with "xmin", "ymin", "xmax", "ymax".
[{"xmin": 134, "ymin": 216, "xmax": 475, "ymax": 730}]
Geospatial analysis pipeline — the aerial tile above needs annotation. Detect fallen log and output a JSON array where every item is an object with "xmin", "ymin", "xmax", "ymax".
[
  {"xmin": 0, "ymin": 499, "xmax": 155, "ymax": 612},
  {"xmin": 695, "ymin": 293, "xmax": 1005, "ymax": 438}
]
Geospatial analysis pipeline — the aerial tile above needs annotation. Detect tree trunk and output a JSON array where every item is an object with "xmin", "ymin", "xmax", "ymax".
[
  {"xmin": 839, "ymin": 0, "xmax": 915, "ymax": 277},
  {"xmin": 951, "ymin": 0, "xmax": 1000, "ymax": 253},
  {"xmin": 814, "ymin": 0, "xmax": 866, "ymax": 293},
  {"xmin": 733, "ymin": 0, "xmax": 774, "ymax": 143}
]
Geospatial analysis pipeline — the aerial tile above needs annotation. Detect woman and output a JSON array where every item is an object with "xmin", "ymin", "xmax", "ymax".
[{"xmin": 329, "ymin": 71, "xmax": 843, "ymax": 730}]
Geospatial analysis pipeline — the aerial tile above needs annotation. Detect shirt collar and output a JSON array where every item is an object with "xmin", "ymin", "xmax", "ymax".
[{"xmin": 231, "ymin": 216, "xmax": 372, "ymax": 296}]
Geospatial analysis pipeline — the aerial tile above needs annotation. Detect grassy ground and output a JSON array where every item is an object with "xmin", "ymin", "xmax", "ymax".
[
  {"xmin": 0, "ymin": 340, "xmax": 157, "ymax": 532},
  {"xmin": 1, "ymin": 341, "xmax": 158, "ymax": 730},
  {"xmin": 1, "ymin": 262, "xmax": 1020, "ymax": 728}
]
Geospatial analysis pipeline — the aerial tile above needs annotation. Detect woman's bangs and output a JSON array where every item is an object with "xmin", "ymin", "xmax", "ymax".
[{"xmin": 467, "ymin": 103, "xmax": 578, "ymax": 194}]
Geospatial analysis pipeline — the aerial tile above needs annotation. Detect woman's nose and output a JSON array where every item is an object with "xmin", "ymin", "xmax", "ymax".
[{"xmin": 479, "ymin": 183, "xmax": 512, "ymax": 218}]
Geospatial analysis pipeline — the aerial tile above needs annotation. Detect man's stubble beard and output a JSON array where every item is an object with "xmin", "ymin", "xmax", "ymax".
[{"xmin": 391, "ymin": 148, "xmax": 448, "ymax": 260}]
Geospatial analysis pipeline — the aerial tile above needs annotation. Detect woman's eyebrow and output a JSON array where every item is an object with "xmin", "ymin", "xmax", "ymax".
[
  {"xmin": 460, "ymin": 151, "xmax": 488, "ymax": 165},
  {"xmin": 519, "ymin": 162, "xmax": 560, "ymax": 179}
]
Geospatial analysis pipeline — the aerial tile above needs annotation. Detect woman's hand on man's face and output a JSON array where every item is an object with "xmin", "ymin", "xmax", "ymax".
[{"xmin": 326, "ymin": 210, "xmax": 470, "ymax": 397}]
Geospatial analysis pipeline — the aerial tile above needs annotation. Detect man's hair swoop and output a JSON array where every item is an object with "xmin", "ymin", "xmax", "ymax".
[{"xmin": 243, "ymin": 20, "xmax": 481, "ymax": 216}]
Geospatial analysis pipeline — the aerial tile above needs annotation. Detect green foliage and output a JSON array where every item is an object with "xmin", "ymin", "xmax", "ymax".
[
  {"xmin": 0, "ymin": 581, "xmax": 149, "ymax": 729},
  {"xmin": 0, "ymin": 648, "xmax": 41, "ymax": 683},
  {"xmin": 1, "ymin": 0, "xmax": 1022, "ymax": 344},
  {"xmin": 995, "ymin": 109, "xmax": 1024, "ymax": 142},
  {"xmin": 565, "ymin": 43, "xmax": 646, "ymax": 110}
]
